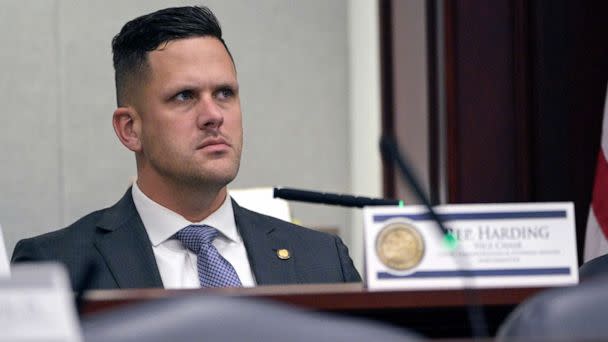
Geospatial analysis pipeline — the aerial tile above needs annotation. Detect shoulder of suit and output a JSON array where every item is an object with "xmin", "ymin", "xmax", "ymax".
[
  {"xmin": 20, "ymin": 207, "xmax": 109, "ymax": 245},
  {"xmin": 21, "ymin": 188, "xmax": 136, "ymax": 244}
]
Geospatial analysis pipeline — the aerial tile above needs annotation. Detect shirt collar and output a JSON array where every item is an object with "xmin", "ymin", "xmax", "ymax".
[{"xmin": 131, "ymin": 183, "xmax": 240, "ymax": 247}]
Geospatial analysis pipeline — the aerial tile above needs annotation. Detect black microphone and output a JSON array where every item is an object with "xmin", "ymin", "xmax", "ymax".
[
  {"xmin": 380, "ymin": 134, "xmax": 489, "ymax": 338},
  {"xmin": 273, "ymin": 187, "xmax": 401, "ymax": 208}
]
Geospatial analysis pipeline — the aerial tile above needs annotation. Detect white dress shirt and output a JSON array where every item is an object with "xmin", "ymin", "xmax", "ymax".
[{"xmin": 131, "ymin": 183, "xmax": 256, "ymax": 289}]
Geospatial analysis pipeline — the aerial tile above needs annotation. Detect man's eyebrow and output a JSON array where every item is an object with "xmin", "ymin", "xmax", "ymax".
[
  {"xmin": 163, "ymin": 83, "xmax": 199, "ymax": 94},
  {"xmin": 162, "ymin": 79, "xmax": 238, "ymax": 92},
  {"xmin": 215, "ymin": 82, "xmax": 239, "ymax": 89}
]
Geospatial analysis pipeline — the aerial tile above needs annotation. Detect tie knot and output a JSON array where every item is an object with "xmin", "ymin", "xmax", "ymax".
[{"xmin": 175, "ymin": 225, "xmax": 219, "ymax": 254}]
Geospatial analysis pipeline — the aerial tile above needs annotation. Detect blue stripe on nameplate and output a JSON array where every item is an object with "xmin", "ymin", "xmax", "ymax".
[
  {"xmin": 373, "ymin": 210, "xmax": 567, "ymax": 223},
  {"xmin": 377, "ymin": 267, "xmax": 571, "ymax": 279}
]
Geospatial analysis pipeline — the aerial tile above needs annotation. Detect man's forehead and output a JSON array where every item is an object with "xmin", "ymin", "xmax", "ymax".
[{"xmin": 146, "ymin": 36, "xmax": 236, "ymax": 74}]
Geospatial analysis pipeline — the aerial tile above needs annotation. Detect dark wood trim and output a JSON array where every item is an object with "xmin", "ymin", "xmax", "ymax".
[
  {"xmin": 81, "ymin": 284, "xmax": 546, "ymax": 338},
  {"xmin": 442, "ymin": 0, "xmax": 458, "ymax": 203},
  {"xmin": 82, "ymin": 283, "xmax": 544, "ymax": 313},
  {"xmin": 379, "ymin": 0, "xmax": 396, "ymax": 199},
  {"xmin": 426, "ymin": 0, "xmax": 439, "ymax": 205}
]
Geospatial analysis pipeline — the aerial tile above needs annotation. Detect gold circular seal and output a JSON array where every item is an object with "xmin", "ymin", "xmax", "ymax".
[{"xmin": 376, "ymin": 222, "xmax": 425, "ymax": 271}]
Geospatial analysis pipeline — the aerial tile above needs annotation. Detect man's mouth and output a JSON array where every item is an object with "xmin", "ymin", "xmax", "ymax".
[{"xmin": 197, "ymin": 137, "xmax": 230, "ymax": 150}]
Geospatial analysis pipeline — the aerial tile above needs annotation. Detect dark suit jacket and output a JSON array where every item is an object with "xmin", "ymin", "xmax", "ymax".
[{"xmin": 11, "ymin": 189, "xmax": 361, "ymax": 290}]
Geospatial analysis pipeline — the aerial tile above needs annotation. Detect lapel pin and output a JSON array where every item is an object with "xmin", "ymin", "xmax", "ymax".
[{"xmin": 277, "ymin": 249, "xmax": 290, "ymax": 260}]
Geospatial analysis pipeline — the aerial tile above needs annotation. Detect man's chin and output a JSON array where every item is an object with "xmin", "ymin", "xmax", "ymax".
[{"xmin": 181, "ymin": 168, "xmax": 239, "ymax": 189}]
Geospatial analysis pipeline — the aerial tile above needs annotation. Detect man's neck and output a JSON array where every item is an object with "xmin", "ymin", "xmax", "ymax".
[{"xmin": 135, "ymin": 177, "xmax": 227, "ymax": 222}]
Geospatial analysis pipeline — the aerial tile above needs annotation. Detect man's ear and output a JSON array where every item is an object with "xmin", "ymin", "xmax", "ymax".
[{"xmin": 113, "ymin": 107, "xmax": 142, "ymax": 152}]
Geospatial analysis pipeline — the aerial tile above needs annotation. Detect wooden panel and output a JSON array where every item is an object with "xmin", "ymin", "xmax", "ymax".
[
  {"xmin": 529, "ymin": 0, "xmax": 608, "ymax": 261},
  {"xmin": 445, "ymin": 0, "xmax": 525, "ymax": 203},
  {"xmin": 381, "ymin": 0, "xmax": 608, "ymax": 261}
]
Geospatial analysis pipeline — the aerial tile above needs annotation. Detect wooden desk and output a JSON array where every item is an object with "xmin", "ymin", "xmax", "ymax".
[{"xmin": 82, "ymin": 283, "xmax": 545, "ymax": 338}]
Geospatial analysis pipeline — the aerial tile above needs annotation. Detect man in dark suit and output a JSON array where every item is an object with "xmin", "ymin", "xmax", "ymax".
[{"xmin": 12, "ymin": 6, "xmax": 360, "ymax": 290}]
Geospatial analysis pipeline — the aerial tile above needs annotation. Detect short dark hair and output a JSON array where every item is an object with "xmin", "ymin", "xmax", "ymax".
[{"xmin": 111, "ymin": 6, "xmax": 232, "ymax": 106}]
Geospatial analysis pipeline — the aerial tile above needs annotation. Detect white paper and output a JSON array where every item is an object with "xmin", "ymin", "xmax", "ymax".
[
  {"xmin": 0, "ymin": 263, "xmax": 82, "ymax": 342},
  {"xmin": 229, "ymin": 187, "xmax": 292, "ymax": 222},
  {"xmin": 0, "ymin": 225, "xmax": 9, "ymax": 276}
]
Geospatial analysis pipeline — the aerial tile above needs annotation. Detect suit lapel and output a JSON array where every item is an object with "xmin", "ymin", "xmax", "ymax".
[
  {"xmin": 233, "ymin": 200, "xmax": 298, "ymax": 285},
  {"xmin": 94, "ymin": 189, "xmax": 163, "ymax": 288}
]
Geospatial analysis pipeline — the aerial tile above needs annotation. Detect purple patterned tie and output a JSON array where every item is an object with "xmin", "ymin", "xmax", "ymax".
[{"xmin": 175, "ymin": 225, "xmax": 242, "ymax": 287}]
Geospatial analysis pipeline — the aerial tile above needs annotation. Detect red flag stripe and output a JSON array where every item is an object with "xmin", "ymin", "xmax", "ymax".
[{"xmin": 592, "ymin": 149, "xmax": 608, "ymax": 239}]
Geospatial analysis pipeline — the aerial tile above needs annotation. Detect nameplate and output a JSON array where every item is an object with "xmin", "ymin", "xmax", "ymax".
[
  {"xmin": 0, "ymin": 263, "xmax": 82, "ymax": 342},
  {"xmin": 363, "ymin": 202, "xmax": 578, "ymax": 291}
]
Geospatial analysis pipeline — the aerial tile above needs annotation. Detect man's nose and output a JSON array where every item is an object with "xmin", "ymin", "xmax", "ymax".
[{"xmin": 196, "ymin": 96, "xmax": 223, "ymax": 129}]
